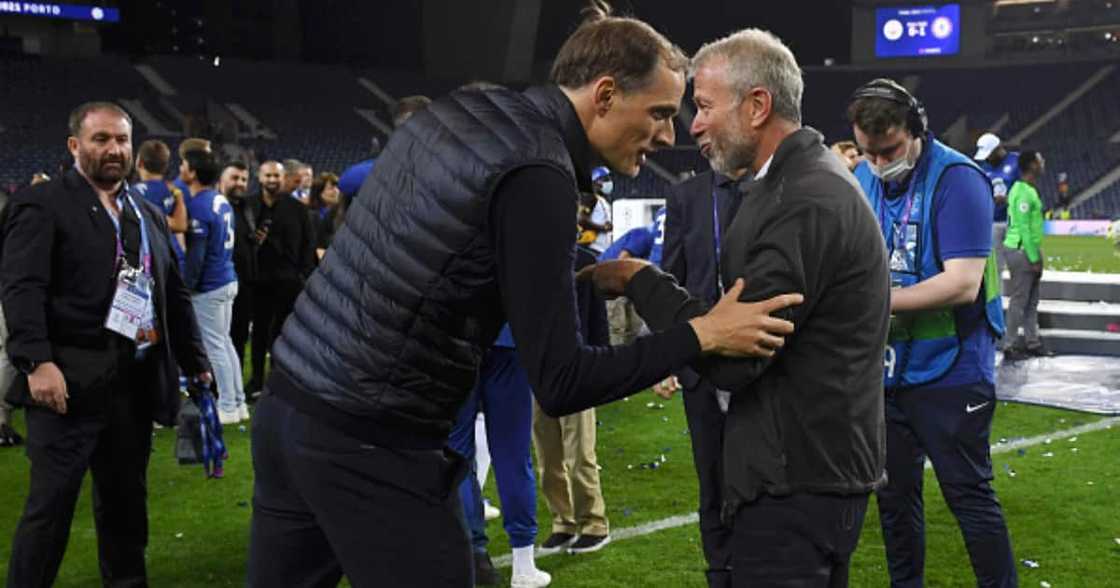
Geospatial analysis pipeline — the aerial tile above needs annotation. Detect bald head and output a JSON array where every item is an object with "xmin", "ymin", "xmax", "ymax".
[{"xmin": 258, "ymin": 160, "xmax": 284, "ymax": 196}]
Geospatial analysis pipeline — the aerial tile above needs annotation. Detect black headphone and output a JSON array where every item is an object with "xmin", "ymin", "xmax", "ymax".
[{"xmin": 848, "ymin": 78, "xmax": 928, "ymax": 137}]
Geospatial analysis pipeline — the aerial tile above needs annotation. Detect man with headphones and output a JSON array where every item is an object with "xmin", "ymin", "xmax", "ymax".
[{"xmin": 848, "ymin": 79, "xmax": 1016, "ymax": 588}]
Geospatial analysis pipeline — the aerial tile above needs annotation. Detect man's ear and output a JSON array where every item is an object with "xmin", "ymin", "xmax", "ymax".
[
  {"xmin": 67, "ymin": 136, "xmax": 80, "ymax": 160},
  {"xmin": 592, "ymin": 76, "xmax": 618, "ymax": 116},
  {"xmin": 743, "ymin": 87, "xmax": 773, "ymax": 130}
]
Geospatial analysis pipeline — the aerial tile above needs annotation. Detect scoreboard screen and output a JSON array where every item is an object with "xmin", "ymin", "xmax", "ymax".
[
  {"xmin": 875, "ymin": 4, "xmax": 960, "ymax": 58},
  {"xmin": 0, "ymin": 2, "xmax": 120, "ymax": 24}
]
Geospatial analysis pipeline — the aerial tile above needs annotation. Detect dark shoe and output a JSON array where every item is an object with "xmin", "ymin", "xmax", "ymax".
[
  {"xmin": 536, "ymin": 532, "xmax": 576, "ymax": 555},
  {"xmin": 474, "ymin": 551, "xmax": 499, "ymax": 586},
  {"xmin": 567, "ymin": 533, "xmax": 611, "ymax": 554},
  {"xmin": 1002, "ymin": 347, "xmax": 1030, "ymax": 362},
  {"xmin": 1026, "ymin": 344, "xmax": 1056, "ymax": 357},
  {"xmin": 0, "ymin": 423, "xmax": 22, "ymax": 447}
]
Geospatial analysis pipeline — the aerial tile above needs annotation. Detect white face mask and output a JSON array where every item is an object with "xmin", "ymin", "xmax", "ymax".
[
  {"xmin": 871, "ymin": 139, "xmax": 917, "ymax": 184},
  {"xmin": 598, "ymin": 180, "xmax": 613, "ymax": 196}
]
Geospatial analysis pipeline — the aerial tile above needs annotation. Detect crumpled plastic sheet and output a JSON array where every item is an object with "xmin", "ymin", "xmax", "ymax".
[{"xmin": 997, "ymin": 355, "xmax": 1120, "ymax": 415}]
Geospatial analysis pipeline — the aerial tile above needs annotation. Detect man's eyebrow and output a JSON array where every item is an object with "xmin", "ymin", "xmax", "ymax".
[{"xmin": 863, "ymin": 141, "xmax": 901, "ymax": 157}]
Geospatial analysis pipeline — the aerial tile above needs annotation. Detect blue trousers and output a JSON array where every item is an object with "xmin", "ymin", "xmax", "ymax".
[
  {"xmin": 448, "ymin": 347, "xmax": 538, "ymax": 550},
  {"xmin": 877, "ymin": 381, "xmax": 1017, "ymax": 588}
]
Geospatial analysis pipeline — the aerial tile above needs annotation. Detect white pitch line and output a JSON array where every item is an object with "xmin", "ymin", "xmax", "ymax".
[
  {"xmin": 924, "ymin": 415, "xmax": 1120, "ymax": 469},
  {"xmin": 990, "ymin": 415, "xmax": 1116, "ymax": 455},
  {"xmin": 493, "ymin": 513, "xmax": 698, "ymax": 568},
  {"xmin": 493, "ymin": 416, "xmax": 1119, "ymax": 568}
]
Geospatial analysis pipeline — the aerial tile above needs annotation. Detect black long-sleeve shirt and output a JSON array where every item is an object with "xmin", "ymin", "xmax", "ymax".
[
  {"xmin": 257, "ymin": 193, "xmax": 316, "ymax": 284},
  {"xmin": 489, "ymin": 166, "xmax": 701, "ymax": 416}
]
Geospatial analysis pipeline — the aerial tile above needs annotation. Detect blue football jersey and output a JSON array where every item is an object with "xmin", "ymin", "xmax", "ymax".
[
  {"xmin": 185, "ymin": 189, "xmax": 237, "ymax": 292},
  {"xmin": 131, "ymin": 179, "xmax": 177, "ymax": 215},
  {"xmin": 980, "ymin": 152, "xmax": 1020, "ymax": 223},
  {"xmin": 597, "ymin": 227, "xmax": 654, "ymax": 262},
  {"xmin": 130, "ymin": 179, "xmax": 186, "ymax": 272}
]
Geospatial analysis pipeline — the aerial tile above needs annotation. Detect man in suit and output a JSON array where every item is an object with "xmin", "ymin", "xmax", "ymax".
[
  {"xmin": 661, "ymin": 167, "xmax": 747, "ymax": 588},
  {"xmin": 1, "ymin": 101, "xmax": 212, "ymax": 588}
]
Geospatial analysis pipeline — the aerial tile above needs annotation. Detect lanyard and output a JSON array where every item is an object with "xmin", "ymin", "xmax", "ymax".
[
  {"xmin": 712, "ymin": 187, "xmax": 724, "ymax": 295},
  {"xmin": 106, "ymin": 192, "xmax": 152, "ymax": 275},
  {"xmin": 878, "ymin": 188, "xmax": 916, "ymax": 259},
  {"xmin": 877, "ymin": 139, "xmax": 931, "ymax": 260}
]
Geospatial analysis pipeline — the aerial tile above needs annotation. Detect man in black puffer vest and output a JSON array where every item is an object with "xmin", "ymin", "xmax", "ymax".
[{"xmin": 247, "ymin": 6, "xmax": 805, "ymax": 587}]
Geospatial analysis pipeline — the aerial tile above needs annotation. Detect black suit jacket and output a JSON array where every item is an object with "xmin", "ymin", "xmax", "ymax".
[
  {"xmin": 231, "ymin": 192, "xmax": 261, "ymax": 284},
  {"xmin": 257, "ymin": 193, "xmax": 316, "ymax": 284},
  {"xmin": 1, "ymin": 169, "xmax": 210, "ymax": 425},
  {"xmin": 662, "ymin": 170, "xmax": 743, "ymax": 389}
]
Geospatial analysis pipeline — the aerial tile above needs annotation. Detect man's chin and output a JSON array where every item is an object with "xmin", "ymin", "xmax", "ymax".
[
  {"xmin": 618, "ymin": 159, "xmax": 642, "ymax": 179},
  {"xmin": 92, "ymin": 171, "xmax": 125, "ymax": 186},
  {"xmin": 709, "ymin": 158, "xmax": 736, "ymax": 178}
]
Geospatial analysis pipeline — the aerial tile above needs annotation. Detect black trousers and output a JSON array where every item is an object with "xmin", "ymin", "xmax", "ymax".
[
  {"xmin": 249, "ymin": 280, "xmax": 301, "ymax": 390},
  {"xmin": 230, "ymin": 281, "xmax": 254, "ymax": 381},
  {"xmin": 682, "ymin": 378, "xmax": 732, "ymax": 588},
  {"xmin": 731, "ymin": 493, "xmax": 870, "ymax": 588},
  {"xmin": 7, "ymin": 358, "xmax": 154, "ymax": 588},
  {"xmin": 248, "ymin": 394, "xmax": 472, "ymax": 588},
  {"xmin": 878, "ymin": 382, "xmax": 1017, "ymax": 588}
]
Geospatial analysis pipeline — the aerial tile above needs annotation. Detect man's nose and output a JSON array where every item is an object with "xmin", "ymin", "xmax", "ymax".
[
  {"xmin": 690, "ymin": 115, "xmax": 705, "ymax": 139},
  {"xmin": 653, "ymin": 118, "xmax": 675, "ymax": 148}
]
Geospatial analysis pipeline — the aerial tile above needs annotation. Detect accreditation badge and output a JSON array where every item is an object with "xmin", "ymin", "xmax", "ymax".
[{"xmin": 105, "ymin": 268, "xmax": 158, "ymax": 347}]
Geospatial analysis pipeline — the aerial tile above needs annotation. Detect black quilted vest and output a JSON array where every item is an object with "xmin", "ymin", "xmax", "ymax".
[{"xmin": 270, "ymin": 86, "xmax": 580, "ymax": 443}]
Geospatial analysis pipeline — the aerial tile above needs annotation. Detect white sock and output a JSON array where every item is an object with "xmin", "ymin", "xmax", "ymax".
[
  {"xmin": 475, "ymin": 413, "xmax": 492, "ymax": 487},
  {"xmin": 512, "ymin": 545, "xmax": 537, "ymax": 577}
]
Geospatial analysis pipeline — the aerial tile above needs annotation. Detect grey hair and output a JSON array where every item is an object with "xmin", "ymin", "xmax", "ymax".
[
  {"xmin": 282, "ymin": 158, "xmax": 309, "ymax": 174},
  {"xmin": 690, "ymin": 29, "xmax": 803, "ymax": 124}
]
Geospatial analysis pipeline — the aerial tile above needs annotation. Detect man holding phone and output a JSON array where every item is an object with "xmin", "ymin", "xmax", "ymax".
[{"xmin": 247, "ymin": 161, "xmax": 315, "ymax": 396}]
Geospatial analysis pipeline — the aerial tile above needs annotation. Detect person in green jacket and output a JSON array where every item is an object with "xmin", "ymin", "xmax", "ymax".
[{"xmin": 1002, "ymin": 150, "xmax": 1050, "ymax": 360}]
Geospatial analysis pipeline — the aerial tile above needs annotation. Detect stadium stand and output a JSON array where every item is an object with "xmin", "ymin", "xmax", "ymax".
[{"xmin": 3, "ymin": 54, "xmax": 1120, "ymax": 216}]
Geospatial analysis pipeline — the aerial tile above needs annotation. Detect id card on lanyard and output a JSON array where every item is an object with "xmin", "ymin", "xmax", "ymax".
[
  {"xmin": 104, "ymin": 193, "xmax": 159, "ymax": 350},
  {"xmin": 878, "ymin": 169, "xmax": 927, "ymax": 287}
]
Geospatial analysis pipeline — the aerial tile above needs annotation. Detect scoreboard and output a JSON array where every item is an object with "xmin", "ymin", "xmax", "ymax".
[{"xmin": 876, "ymin": 4, "xmax": 961, "ymax": 58}]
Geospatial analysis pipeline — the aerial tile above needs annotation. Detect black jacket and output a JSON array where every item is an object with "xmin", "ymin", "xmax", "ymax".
[
  {"xmin": 230, "ymin": 192, "xmax": 260, "ymax": 284},
  {"xmin": 1, "ymin": 169, "xmax": 210, "ymax": 425},
  {"xmin": 628, "ymin": 128, "xmax": 889, "ymax": 505},
  {"xmin": 257, "ymin": 193, "xmax": 315, "ymax": 284},
  {"xmin": 309, "ymin": 206, "xmax": 341, "ymax": 252},
  {"xmin": 663, "ymin": 170, "xmax": 745, "ymax": 390}
]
